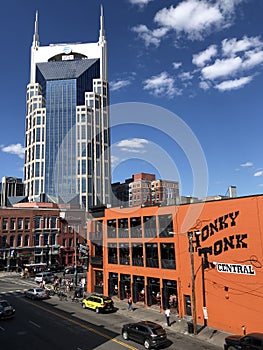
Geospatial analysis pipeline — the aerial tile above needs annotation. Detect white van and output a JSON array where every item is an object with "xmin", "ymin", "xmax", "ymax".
[{"xmin": 34, "ymin": 272, "xmax": 54, "ymax": 283}]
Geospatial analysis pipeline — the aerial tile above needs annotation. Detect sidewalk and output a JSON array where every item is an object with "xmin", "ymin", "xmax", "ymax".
[{"xmin": 112, "ymin": 297, "xmax": 230, "ymax": 348}]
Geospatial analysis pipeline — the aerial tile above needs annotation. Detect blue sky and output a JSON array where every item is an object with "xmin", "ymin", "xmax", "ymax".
[{"xmin": 0, "ymin": 0, "xmax": 263, "ymax": 199}]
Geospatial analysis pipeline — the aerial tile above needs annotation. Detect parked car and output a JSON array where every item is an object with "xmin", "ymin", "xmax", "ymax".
[
  {"xmin": 0, "ymin": 300, "xmax": 15, "ymax": 319},
  {"xmin": 24, "ymin": 288, "xmax": 48, "ymax": 300},
  {"xmin": 122, "ymin": 321, "xmax": 167, "ymax": 349},
  {"xmin": 81, "ymin": 294, "xmax": 114, "ymax": 313},
  {"xmin": 34, "ymin": 272, "xmax": 54, "ymax": 283},
  {"xmin": 224, "ymin": 333, "xmax": 263, "ymax": 350},
  {"xmin": 64, "ymin": 265, "xmax": 84, "ymax": 274}
]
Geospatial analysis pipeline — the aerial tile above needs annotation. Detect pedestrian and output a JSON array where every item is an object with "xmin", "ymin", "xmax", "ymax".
[
  {"xmin": 128, "ymin": 296, "xmax": 133, "ymax": 311},
  {"xmin": 165, "ymin": 308, "xmax": 171, "ymax": 326}
]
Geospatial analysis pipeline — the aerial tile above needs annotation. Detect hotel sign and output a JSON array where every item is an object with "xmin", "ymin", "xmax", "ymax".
[{"xmin": 216, "ymin": 263, "xmax": 255, "ymax": 275}]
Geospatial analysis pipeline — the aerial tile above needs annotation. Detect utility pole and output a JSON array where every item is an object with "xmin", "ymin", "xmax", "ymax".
[
  {"xmin": 74, "ymin": 227, "xmax": 78, "ymax": 286},
  {"xmin": 188, "ymin": 231, "xmax": 197, "ymax": 335}
]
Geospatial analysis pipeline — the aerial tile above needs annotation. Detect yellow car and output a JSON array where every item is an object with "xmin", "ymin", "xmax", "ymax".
[{"xmin": 81, "ymin": 294, "xmax": 114, "ymax": 313}]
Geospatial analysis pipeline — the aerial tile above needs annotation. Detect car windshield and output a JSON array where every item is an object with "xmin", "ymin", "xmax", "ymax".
[
  {"xmin": 36, "ymin": 288, "xmax": 44, "ymax": 292},
  {"xmin": 0, "ymin": 301, "xmax": 10, "ymax": 307}
]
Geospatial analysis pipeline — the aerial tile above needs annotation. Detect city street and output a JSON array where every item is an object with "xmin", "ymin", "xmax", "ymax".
[{"xmin": 0, "ymin": 274, "xmax": 222, "ymax": 350}]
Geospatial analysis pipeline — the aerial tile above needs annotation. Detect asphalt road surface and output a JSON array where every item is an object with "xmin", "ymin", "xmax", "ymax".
[{"xmin": 0, "ymin": 274, "xmax": 221, "ymax": 350}]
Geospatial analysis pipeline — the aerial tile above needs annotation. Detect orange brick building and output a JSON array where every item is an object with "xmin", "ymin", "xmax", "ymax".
[{"xmin": 87, "ymin": 194, "xmax": 263, "ymax": 335}]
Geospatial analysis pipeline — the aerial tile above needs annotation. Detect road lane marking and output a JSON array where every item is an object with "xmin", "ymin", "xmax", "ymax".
[
  {"xmin": 23, "ymin": 299, "xmax": 138, "ymax": 350},
  {"xmin": 29, "ymin": 320, "xmax": 41, "ymax": 328}
]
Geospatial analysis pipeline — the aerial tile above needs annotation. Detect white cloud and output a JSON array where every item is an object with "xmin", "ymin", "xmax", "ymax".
[
  {"xmin": 1, "ymin": 143, "xmax": 24, "ymax": 159},
  {"xmin": 222, "ymin": 36, "xmax": 263, "ymax": 56},
  {"xmin": 254, "ymin": 171, "xmax": 263, "ymax": 177},
  {"xmin": 172, "ymin": 62, "xmax": 182, "ymax": 69},
  {"xmin": 215, "ymin": 76, "xmax": 253, "ymax": 91},
  {"xmin": 199, "ymin": 81, "xmax": 211, "ymax": 90},
  {"xmin": 111, "ymin": 155, "xmax": 120, "ymax": 167},
  {"xmin": 240, "ymin": 162, "xmax": 253, "ymax": 167},
  {"xmin": 178, "ymin": 71, "xmax": 194, "ymax": 81},
  {"xmin": 242, "ymin": 50, "xmax": 263, "ymax": 70},
  {"xmin": 192, "ymin": 45, "xmax": 217, "ymax": 67},
  {"xmin": 116, "ymin": 138, "xmax": 149, "ymax": 153},
  {"xmin": 143, "ymin": 71, "xmax": 181, "ymax": 97},
  {"xmin": 201, "ymin": 56, "xmax": 242, "ymax": 80},
  {"xmin": 132, "ymin": 0, "xmax": 243, "ymax": 47},
  {"xmin": 129, "ymin": 0, "xmax": 153, "ymax": 7},
  {"xmin": 110, "ymin": 79, "xmax": 131, "ymax": 91},
  {"xmin": 132, "ymin": 24, "xmax": 168, "ymax": 47},
  {"xmin": 154, "ymin": 0, "xmax": 227, "ymax": 41}
]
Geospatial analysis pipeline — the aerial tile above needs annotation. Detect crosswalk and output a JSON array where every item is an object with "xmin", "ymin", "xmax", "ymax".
[{"xmin": 0, "ymin": 275, "xmax": 37, "ymax": 297}]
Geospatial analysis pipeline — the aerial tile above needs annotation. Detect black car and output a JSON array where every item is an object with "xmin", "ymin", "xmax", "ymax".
[
  {"xmin": 64, "ymin": 265, "xmax": 84, "ymax": 274},
  {"xmin": 224, "ymin": 332, "xmax": 263, "ymax": 350},
  {"xmin": 0, "ymin": 300, "xmax": 15, "ymax": 319},
  {"xmin": 122, "ymin": 321, "xmax": 167, "ymax": 349}
]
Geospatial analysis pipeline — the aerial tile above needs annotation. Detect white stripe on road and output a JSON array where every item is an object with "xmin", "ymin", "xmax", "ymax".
[{"xmin": 29, "ymin": 320, "xmax": 41, "ymax": 328}]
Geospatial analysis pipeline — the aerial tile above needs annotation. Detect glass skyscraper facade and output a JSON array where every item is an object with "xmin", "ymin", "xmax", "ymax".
[{"xmin": 24, "ymin": 9, "xmax": 111, "ymax": 210}]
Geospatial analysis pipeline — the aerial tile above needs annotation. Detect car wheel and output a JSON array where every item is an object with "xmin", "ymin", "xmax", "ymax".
[
  {"xmin": 228, "ymin": 347, "xmax": 237, "ymax": 350},
  {"xmin": 82, "ymin": 303, "xmax": 86, "ymax": 309},
  {"xmin": 144, "ymin": 339, "xmax": 151, "ymax": 349},
  {"xmin": 122, "ymin": 331, "xmax": 129, "ymax": 340},
  {"xmin": 95, "ymin": 307, "xmax": 100, "ymax": 314}
]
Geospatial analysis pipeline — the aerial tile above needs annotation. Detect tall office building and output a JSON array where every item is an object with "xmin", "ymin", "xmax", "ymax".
[{"xmin": 24, "ymin": 7, "xmax": 111, "ymax": 210}]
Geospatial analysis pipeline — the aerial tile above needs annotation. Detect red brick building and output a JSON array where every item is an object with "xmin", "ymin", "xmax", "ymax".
[{"xmin": 0, "ymin": 202, "xmax": 86, "ymax": 270}]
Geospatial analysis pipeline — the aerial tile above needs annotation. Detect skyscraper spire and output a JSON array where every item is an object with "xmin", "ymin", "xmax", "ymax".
[
  {"xmin": 99, "ymin": 4, "xmax": 106, "ymax": 43},
  {"xmin": 32, "ymin": 10, "xmax": 40, "ymax": 49}
]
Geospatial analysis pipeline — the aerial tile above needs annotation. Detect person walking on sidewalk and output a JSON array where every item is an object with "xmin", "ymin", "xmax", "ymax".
[
  {"xmin": 128, "ymin": 296, "xmax": 133, "ymax": 311},
  {"xmin": 165, "ymin": 308, "xmax": 171, "ymax": 326}
]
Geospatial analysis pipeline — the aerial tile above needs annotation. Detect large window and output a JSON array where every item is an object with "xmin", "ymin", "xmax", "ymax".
[
  {"xmin": 143, "ymin": 216, "xmax": 157, "ymax": 238},
  {"xmin": 10, "ymin": 219, "xmax": 15, "ymax": 230},
  {"xmin": 25, "ymin": 218, "xmax": 30, "ymax": 230},
  {"xmin": 158, "ymin": 214, "xmax": 173, "ymax": 237},
  {"xmin": 24, "ymin": 235, "xmax": 29, "ymax": 246},
  {"xmin": 130, "ymin": 217, "xmax": 142, "ymax": 238},
  {"xmin": 119, "ymin": 243, "xmax": 130, "ymax": 265},
  {"xmin": 108, "ymin": 243, "xmax": 117, "ymax": 264},
  {"xmin": 2, "ymin": 219, "xmax": 8, "ymax": 231},
  {"xmin": 161, "ymin": 243, "xmax": 176, "ymax": 269},
  {"xmin": 145, "ymin": 243, "xmax": 159, "ymax": 268},
  {"xmin": 107, "ymin": 219, "xmax": 116, "ymax": 238},
  {"xmin": 9, "ymin": 236, "xmax": 15, "ymax": 247},
  {"xmin": 17, "ymin": 235, "xmax": 22, "ymax": 247},
  {"xmin": 132, "ymin": 243, "xmax": 143, "ymax": 266},
  {"xmin": 118, "ymin": 218, "xmax": 129, "ymax": 238},
  {"xmin": 18, "ymin": 218, "xmax": 23, "ymax": 230}
]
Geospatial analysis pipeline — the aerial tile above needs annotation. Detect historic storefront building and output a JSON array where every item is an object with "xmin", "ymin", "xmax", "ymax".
[
  {"xmin": 0, "ymin": 202, "xmax": 86, "ymax": 270},
  {"xmin": 87, "ymin": 194, "xmax": 263, "ymax": 335}
]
